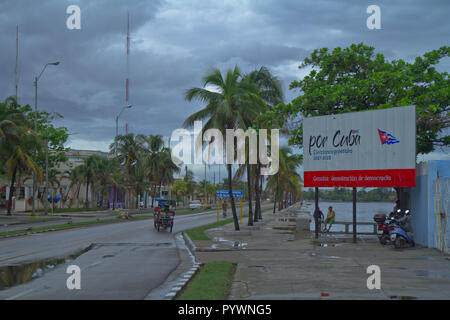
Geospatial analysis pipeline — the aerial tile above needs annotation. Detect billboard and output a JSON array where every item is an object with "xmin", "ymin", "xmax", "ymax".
[
  {"xmin": 216, "ymin": 190, "xmax": 244, "ymax": 198},
  {"xmin": 303, "ymin": 106, "xmax": 416, "ymax": 187}
]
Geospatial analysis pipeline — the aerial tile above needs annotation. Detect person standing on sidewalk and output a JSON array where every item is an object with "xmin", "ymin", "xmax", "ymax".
[
  {"xmin": 313, "ymin": 207, "xmax": 324, "ymax": 234},
  {"xmin": 324, "ymin": 206, "xmax": 335, "ymax": 232}
]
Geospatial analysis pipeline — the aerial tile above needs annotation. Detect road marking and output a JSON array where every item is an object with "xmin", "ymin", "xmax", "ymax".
[{"xmin": 5, "ymin": 288, "xmax": 37, "ymax": 300}]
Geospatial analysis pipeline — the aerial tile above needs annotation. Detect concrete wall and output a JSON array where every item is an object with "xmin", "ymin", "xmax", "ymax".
[{"xmin": 410, "ymin": 160, "xmax": 450, "ymax": 252}]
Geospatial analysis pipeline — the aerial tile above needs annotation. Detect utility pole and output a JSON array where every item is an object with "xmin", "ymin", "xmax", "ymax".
[
  {"xmin": 314, "ymin": 187, "xmax": 319, "ymax": 239},
  {"xmin": 352, "ymin": 187, "xmax": 357, "ymax": 243},
  {"xmin": 32, "ymin": 61, "xmax": 59, "ymax": 216},
  {"xmin": 32, "ymin": 76, "xmax": 37, "ymax": 216},
  {"xmin": 44, "ymin": 139, "xmax": 49, "ymax": 215}
]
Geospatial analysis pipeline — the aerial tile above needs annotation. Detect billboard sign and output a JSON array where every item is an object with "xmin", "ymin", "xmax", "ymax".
[
  {"xmin": 303, "ymin": 106, "xmax": 416, "ymax": 187},
  {"xmin": 216, "ymin": 190, "xmax": 244, "ymax": 198}
]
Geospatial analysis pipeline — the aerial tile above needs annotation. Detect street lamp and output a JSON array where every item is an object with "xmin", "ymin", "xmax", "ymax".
[
  {"xmin": 115, "ymin": 104, "xmax": 132, "ymax": 154},
  {"xmin": 32, "ymin": 61, "xmax": 59, "ymax": 216}
]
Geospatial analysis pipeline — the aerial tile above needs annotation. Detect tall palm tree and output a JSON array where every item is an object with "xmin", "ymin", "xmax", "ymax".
[
  {"xmin": 184, "ymin": 66, "xmax": 261, "ymax": 230},
  {"xmin": 183, "ymin": 166, "xmax": 196, "ymax": 203},
  {"xmin": 93, "ymin": 157, "xmax": 114, "ymax": 208},
  {"xmin": 111, "ymin": 134, "xmax": 142, "ymax": 208},
  {"xmin": 138, "ymin": 134, "xmax": 167, "ymax": 207},
  {"xmin": 77, "ymin": 155, "xmax": 103, "ymax": 209},
  {"xmin": 157, "ymin": 147, "xmax": 180, "ymax": 197},
  {"xmin": 265, "ymin": 146, "xmax": 302, "ymax": 212},
  {"xmin": 241, "ymin": 67, "xmax": 284, "ymax": 221},
  {"xmin": 0, "ymin": 97, "xmax": 42, "ymax": 215},
  {"xmin": 67, "ymin": 165, "xmax": 84, "ymax": 207}
]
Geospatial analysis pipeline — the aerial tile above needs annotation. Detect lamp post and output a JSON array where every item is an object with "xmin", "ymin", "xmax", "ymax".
[
  {"xmin": 115, "ymin": 104, "xmax": 132, "ymax": 155},
  {"xmin": 112, "ymin": 105, "xmax": 132, "ymax": 209},
  {"xmin": 32, "ymin": 61, "xmax": 59, "ymax": 216}
]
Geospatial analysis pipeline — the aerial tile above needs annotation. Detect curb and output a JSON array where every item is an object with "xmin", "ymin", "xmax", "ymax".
[
  {"xmin": 164, "ymin": 232, "xmax": 202, "ymax": 299},
  {"xmin": 182, "ymin": 231, "xmax": 197, "ymax": 253}
]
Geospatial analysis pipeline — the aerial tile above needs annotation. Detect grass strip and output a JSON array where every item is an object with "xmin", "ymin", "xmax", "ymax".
[
  {"xmin": 22, "ymin": 217, "xmax": 62, "ymax": 223},
  {"xmin": 0, "ymin": 216, "xmax": 152, "ymax": 237},
  {"xmin": 177, "ymin": 261, "xmax": 236, "ymax": 300},
  {"xmin": 26, "ymin": 207, "xmax": 110, "ymax": 214},
  {"xmin": 186, "ymin": 217, "xmax": 237, "ymax": 241},
  {"xmin": 186, "ymin": 207, "xmax": 272, "ymax": 241}
]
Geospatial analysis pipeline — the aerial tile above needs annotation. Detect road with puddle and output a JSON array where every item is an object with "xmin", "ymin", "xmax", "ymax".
[{"xmin": 0, "ymin": 206, "xmax": 267, "ymax": 299}]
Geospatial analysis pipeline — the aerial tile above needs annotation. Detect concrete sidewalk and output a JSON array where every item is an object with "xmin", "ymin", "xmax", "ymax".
[{"xmin": 188, "ymin": 203, "xmax": 450, "ymax": 300}]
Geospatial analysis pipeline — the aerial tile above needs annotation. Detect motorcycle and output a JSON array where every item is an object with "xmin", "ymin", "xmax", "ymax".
[
  {"xmin": 388, "ymin": 209, "xmax": 415, "ymax": 249},
  {"xmin": 373, "ymin": 212, "xmax": 396, "ymax": 245}
]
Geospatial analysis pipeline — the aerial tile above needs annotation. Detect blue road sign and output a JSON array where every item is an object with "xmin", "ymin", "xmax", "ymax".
[{"xmin": 216, "ymin": 190, "xmax": 243, "ymax": 198}]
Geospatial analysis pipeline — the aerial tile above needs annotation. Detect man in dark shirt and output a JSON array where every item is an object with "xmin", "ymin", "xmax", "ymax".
[{"xmin": 314, "ymin": 207, "xmax": 324, "ymax": 232}]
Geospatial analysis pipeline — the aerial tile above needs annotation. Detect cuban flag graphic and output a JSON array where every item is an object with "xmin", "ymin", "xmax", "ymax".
[{"xmin": 378, "ymin": 129, "xmax": 399, "ymax": 145}]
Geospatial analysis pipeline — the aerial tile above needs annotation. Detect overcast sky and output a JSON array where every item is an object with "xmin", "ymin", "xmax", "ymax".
[{"xmin": 1, "ymin": 0, "xmax": 449, "ymax": 181}]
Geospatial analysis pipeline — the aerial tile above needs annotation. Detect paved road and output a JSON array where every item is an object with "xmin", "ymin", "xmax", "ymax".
[{"xmin": 0, "ymin": 203, "xmax": 270, "ymax": 299}]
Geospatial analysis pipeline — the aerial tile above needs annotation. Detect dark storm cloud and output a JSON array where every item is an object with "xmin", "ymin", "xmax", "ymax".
[{"xmin": 0, "ymin": 0, "xmax": 448, "ymax": 155}]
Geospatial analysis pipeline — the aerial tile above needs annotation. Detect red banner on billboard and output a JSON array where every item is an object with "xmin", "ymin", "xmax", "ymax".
[{"xmin": 304, "ymin": 169, "xmax": 416, "ymax": 188}]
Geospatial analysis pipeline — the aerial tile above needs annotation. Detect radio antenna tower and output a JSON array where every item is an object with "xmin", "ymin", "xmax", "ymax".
[
  {"xmin": 125, "ymin": 12, "xmax": 130, "ymax": 134},
  {"xmin": 15, "ymin": 25, "xmax": 19, "ymax": 101}
]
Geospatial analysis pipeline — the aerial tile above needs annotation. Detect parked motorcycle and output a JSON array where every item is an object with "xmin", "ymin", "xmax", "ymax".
[
  {"xmin": 388, "ymin": 210, "xmax": 415, "ymax": 249},
  {"xmin": 373, "ymin": 212, "xmax": 393, "ymax": 245}
]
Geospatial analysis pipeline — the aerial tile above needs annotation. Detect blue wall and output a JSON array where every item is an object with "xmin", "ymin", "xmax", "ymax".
[{"xmin": 410, "ymin": 160, "xmax": 450, "ymax": 249}]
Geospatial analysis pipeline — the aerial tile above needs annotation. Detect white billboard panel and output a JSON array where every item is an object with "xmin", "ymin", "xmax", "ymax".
[{"xmin": 303, "ymin": 106, "xmax": 416, "ymax": 187}]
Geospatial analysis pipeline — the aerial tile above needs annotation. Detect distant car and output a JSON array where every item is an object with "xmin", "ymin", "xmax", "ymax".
[{"xmin": 189, "ymin": 200, "xmax": 203, "ymax": 210}]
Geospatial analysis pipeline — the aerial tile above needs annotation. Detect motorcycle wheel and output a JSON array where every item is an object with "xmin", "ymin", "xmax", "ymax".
[
  {"xmin": 380, "ymin": 235, "xmax": 390, "ymax": 245},
  {"xmin": 394, "ymin": 237, "xmax": 404, "ymax": 249}
]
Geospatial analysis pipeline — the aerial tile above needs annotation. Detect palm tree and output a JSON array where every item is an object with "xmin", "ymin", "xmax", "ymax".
[
  {"xmin": 67, "ymin": 165, "xmax": 84, "ymax": 207},
  {"xmin": 92, "ymin": 157, "xmax": 115, "ymax": 208},
  {"xmin": 77, "ymin": 155, "xmax": 102, "ymax": 209},
  {"xmin": 157, "ymin": 147, "xmax": 180, "ymax": 200},
  {"xmin": 111, "ymin": 134, "xmax": 142, "ymax": 208},
  {"xmin": 184, "ymin": 66, "xmax": 262, "ymax": 231},
  {"xmin": 240, "ymin": 67, "xmax": 284, "ymax": 222},
  {"xmin": 172, "ymin": 180, "xmax": 188, "ymax": 205},
  {"xmin": 183, "ymin": 166, "xmax": 196, "ymax": 203},
  {"xmin": 138, "ymin": 134, "xmax": 169, "ymax": 207},
  {"xmin": 265, "ymin": 146, "xmax": 302, "ymax": 212},
  {"xmin": 0, "ymin": 97, "xmax": 43, "ymax": 215}
]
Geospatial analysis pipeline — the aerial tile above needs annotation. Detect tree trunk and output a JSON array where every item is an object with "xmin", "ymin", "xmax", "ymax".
[
  {"xmin": 247, "ymin": 160, "xmax": 253, "ymax": 226},
  {"xmin": 255, "ymin": 162, "xmax": 262, "ymax": 220},
  {"xmin": 7, "ymin": 166, "xmax": 18, "ymax": 215},
  {"xmin": 135, "ymin": 188, "xmax": 139, "ymax": 208},
  {"xmin": 253, "ymin": 165, "xmax": 259, "ymax": 223},
  {"xmin": 85, "ymin": 175, "xmax": 90, "ymax": 209},
  {"xmin": 113, "ymin": 184, "xmax": 117, "ymax": 209},
  {"xmin": 273, "ymin": 174, "xmax": 279, "ymax": 214},
  {"xmin": 100, "ymin": 180, "xmax": 104, "ymax": 208},
  {"xmin": 144, "ymin": 191, "xmax": 148, "ymax": 208},
  {"xmin": 227, "ymin": 164, "xmax": 239, "ymax": 231},
  {"xmin": 151, "ymin": 185, "xmax": 155, "ymax": 207},
  {"xmin": 259, "ymin": 174, "xmax": 263, "ymax": 220}
]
